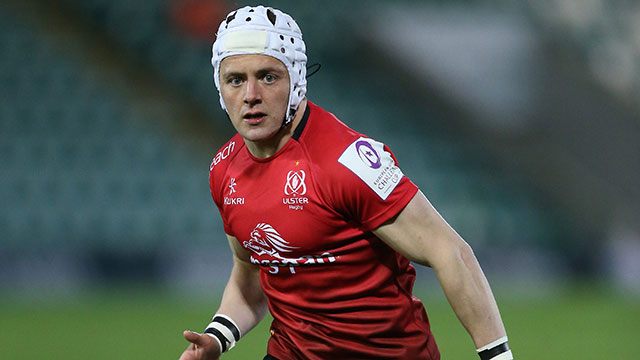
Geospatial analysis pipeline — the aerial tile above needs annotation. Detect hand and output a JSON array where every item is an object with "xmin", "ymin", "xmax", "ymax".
[{"xmin": 178, "ymin": 330, "xmax": 222, "ymax": 360}]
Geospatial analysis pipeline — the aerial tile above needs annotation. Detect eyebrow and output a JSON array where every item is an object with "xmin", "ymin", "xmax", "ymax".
[
  {"xmin": 255, "ymin": 67, "xmax": 286, "ymax": 77},
  {"xmin": 222, "ymin": 71, "xmax": 246, "ymax": 81}
]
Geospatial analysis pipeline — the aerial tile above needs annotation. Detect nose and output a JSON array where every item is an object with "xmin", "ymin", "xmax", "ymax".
[{"xmin": 244, "ymin": 78, "xmax": 262, "ymax": 105}]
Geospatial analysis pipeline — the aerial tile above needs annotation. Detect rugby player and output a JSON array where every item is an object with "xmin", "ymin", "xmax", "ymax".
[{"xmin": 179, "ymin": 5, "xmax": 512, "ymax": 360}]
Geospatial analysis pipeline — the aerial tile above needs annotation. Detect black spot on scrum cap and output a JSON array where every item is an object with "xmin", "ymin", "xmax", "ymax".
[
  {"xmin": 225, "ymin": 11, "xmax": 237, "ymax": 28},
  {"xmin": 267, "ymin": 8, "xmax": 276, "ymax": 26}
]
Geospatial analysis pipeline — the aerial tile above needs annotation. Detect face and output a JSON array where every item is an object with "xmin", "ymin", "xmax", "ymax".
[{"xmin": 219, "ymin": 54, "xmax": 290, "ymax": 149}]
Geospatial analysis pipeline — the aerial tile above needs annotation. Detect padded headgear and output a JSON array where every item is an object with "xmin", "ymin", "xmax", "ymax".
[{"xmin": 211, "ymin": 6, "xmax": 307, "ymax": 126}]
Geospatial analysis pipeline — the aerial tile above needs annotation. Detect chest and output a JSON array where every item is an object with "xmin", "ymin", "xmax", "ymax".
[{"xmin": 219, "ymin": 148, "xmax": 354, "ymax": 260}]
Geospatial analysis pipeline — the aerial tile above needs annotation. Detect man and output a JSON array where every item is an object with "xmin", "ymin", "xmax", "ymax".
[{"xmin": 179, "ymin": 5, "xmax": 512, "ymax": 360}]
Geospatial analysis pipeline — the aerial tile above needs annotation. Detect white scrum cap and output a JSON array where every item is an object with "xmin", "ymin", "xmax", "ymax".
[{"xmin": 211, "ymin": 6, "xmax": 307, "ymax": 126}]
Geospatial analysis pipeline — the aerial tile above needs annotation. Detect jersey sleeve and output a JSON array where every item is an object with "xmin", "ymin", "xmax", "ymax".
[
  {"xmin": 209, "ymin": 157, "xmax": 235, "ymax": 237},
  {"xmin": 332, "ymin": 136, "xmax": 418, "ymax": 232},
  {"xmin": 209, "ymin": 167, "xmax": 233, "ymax": 236}
]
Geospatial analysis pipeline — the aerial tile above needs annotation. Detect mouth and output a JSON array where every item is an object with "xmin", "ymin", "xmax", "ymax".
[{"xmin": 243, "ymin": 112, "xmax": 267, "ymax": 125}]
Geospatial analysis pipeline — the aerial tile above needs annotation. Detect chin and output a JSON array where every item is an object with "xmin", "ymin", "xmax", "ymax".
[{"xmin": 241, "ymin": 127, "xmax": 280, "ymax": 142}]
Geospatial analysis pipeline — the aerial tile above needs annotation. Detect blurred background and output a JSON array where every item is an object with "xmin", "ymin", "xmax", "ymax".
[{"xmin": 1, "ymin": 0, "xmax": 639, "ymax": 358}]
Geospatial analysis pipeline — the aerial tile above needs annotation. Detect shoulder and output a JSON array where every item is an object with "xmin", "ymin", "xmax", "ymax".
[
  {"xmin": 299, "ymin": 103, "xmax": 417, "ymax": 227},
  {"xmin": 301, "ymin": 102, "xmax": 399, "ymax": 177},
  {"xmin": 209, "ymin": 134, "xmax": 244, "ymax": 174},
  {"xmin": 301, "ymin": 102, "xmax": 404, "ymax": 195},
  {"xmin": 209, "ymin": 134, "xmax": 244, "ymax": 198},
  {"xmin": 299, "ymin": 102, "xmax": 364, "ymax": 165}
]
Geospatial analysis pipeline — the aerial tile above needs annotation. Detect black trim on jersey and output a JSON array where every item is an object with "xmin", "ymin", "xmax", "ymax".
[{"xmin": 292, "ymin": 104, "xmax": 311, "ymax": 141}]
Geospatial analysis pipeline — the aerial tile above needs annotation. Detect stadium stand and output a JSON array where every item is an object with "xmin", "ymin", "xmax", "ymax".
[
  {"xmin": 526, "ymin": 0, "xmax": 640, "ymax": 102},
  {"xmin": 0, "ymin": 4, "xmax": 223, "ymax": 254},
  {"xmin": 1, "ymin": 0, "xmax": 593, "ymax": 285}
]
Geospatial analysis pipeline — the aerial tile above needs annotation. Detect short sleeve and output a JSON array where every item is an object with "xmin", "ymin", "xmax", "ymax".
[
  {"xmin": 333, "ymin": 137, "xmax": 418, "ymax": 232},
  {"xmin": 209, "ymin": 166, "xmax": 234, "ymax": 236}
]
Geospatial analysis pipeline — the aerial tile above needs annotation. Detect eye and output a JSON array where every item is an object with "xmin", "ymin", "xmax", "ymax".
[
  {"xmin": 229, "ymin": 77, "xmax": 243, "ymax": 86},
  {"xmin": 264, "ymin": 74, "xmax": 277, "ymax": 84}
]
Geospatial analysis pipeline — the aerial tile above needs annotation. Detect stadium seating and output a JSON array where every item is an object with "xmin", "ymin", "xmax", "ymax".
[
  {"xmin": 525, "ymin": 0, "xmax": 640, "ymax": 100},
  {"xmin": 0, "ymin": 6, "xmax": 222, "ymax": 252},
  {"xmin": 0, "ymin": 0, "xmax": 574, "ymax": 260}
]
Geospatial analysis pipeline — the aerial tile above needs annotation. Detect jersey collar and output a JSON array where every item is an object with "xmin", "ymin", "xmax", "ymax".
[{"xmin": 292, "ymin": 102, "xmax": 311, "ymax": 141}]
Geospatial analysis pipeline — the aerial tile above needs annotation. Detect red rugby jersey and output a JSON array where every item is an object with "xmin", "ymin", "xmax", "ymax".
[{"xmin": 209, "ymin": 102, "xmax": 440, "ymax": 360}]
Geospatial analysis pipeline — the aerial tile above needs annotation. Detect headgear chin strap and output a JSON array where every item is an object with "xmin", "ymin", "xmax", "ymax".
[{"xmin": 211, "ymin": 6, "xmax": 307, "ymax": 127}]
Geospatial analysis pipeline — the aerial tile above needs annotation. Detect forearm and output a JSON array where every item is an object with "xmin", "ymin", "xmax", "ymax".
[
  {"xmin": 435, "ymin": 241, "xmax": 506, "ymax": 348},
  {"xmin": 214, "ymin": 259, "xmax": 268, "ymax": 336},
  {"xmin": 372, "ymin": 192, "xmax": 510, "ymax": 355},
  {"xmin": 182, "ymin": 236, "xmax": 267, "ymax": 358}
]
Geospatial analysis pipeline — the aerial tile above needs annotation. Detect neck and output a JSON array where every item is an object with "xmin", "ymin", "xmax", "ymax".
[{"xmin": 244, "ymin": 100, "xmax": 307, "ymax": 159}]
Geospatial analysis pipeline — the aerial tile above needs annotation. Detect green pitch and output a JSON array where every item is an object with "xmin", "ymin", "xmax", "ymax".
[{"xmin": 0, "ymin": 284, "xmax": 637, "ymax": 359}]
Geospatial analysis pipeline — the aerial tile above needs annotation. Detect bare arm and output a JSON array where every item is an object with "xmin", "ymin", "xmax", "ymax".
[
  {"xmin": 215, "ymin": 234, "xmax": 268, "ymax": 333},
  {"xmin": 372, "ymin": 190, "xmax": 506, "ymax": 349},
  {"xmin": 179, "ymin": 234, "xmax": 267, "ymax": 360}
]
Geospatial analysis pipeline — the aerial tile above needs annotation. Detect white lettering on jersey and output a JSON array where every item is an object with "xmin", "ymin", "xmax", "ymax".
[
  {"xmin": 224, "ymin": 197, "xmax": 245, "ymax": 205},
  {"xmin": 244, "ymin": 223, "xmax": 337, "ymax": 274},
  {"xmin": 210, "ymin": 141, "xmax": 236, "ymax": 170},
  {"xmin": 338, "ymin": 137, "xmax": 403, "ymax": 200}
]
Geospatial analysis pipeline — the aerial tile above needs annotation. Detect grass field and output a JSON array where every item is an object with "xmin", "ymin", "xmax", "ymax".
[{"xmin": 1, "ymin": 283, "xmax": 638, "ymax": 359}]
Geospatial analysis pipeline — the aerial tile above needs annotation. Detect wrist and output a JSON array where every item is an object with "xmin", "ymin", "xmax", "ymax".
[
  {"xmin": 204, "ymin": 332, "xmax": 223, "ymax": 353},
  {"xmin": 204, "ymin": 314, "xmax": 242, "ymax": 353},
  {"xmin": 477, "ymin": 336, "xmax": 512, "ymax": 360}
]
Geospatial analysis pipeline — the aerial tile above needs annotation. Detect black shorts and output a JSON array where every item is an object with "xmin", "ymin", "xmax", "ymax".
[{"xmin": 263, "ymin": 355, "xmax": 279, "ymax": 360}]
